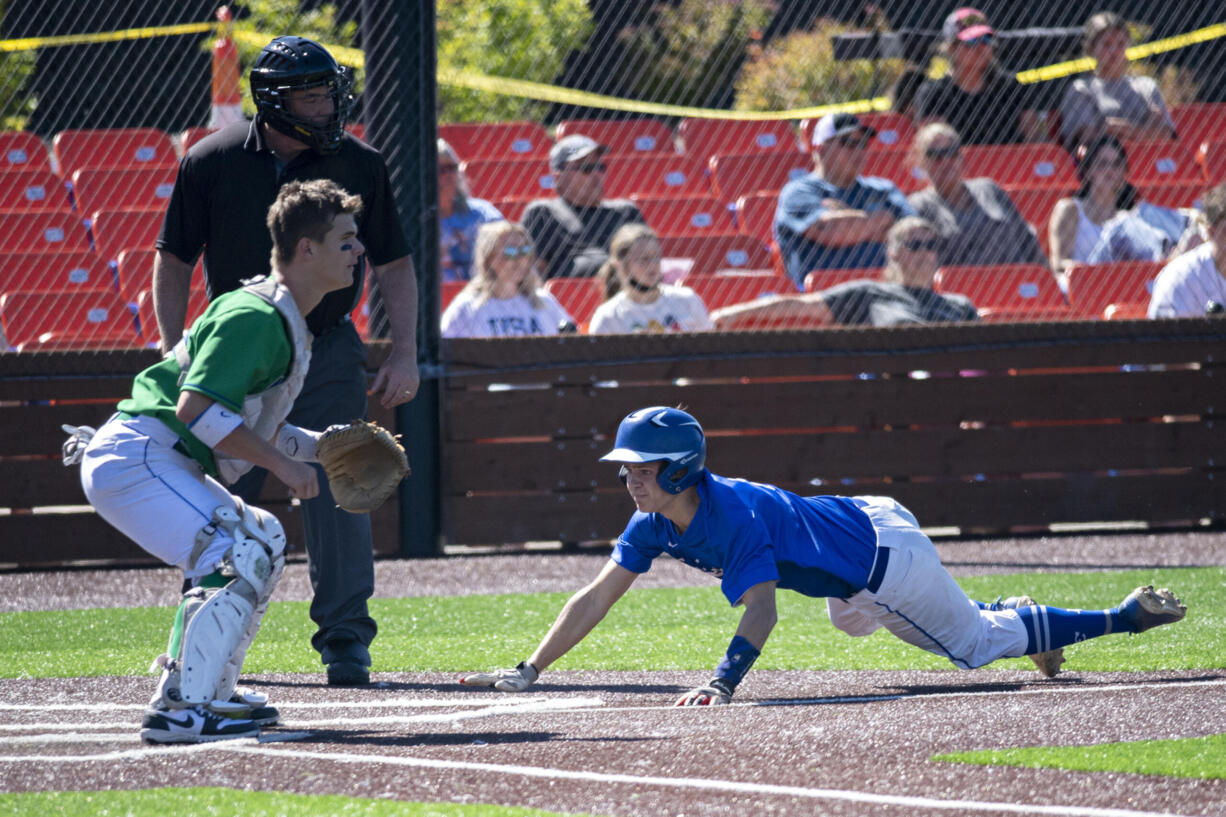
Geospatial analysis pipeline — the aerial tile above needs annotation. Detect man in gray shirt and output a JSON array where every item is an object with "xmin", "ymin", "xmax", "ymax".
[{"xmin": 522, "ymin": 135, "xmax": 644, "ymax": 279}]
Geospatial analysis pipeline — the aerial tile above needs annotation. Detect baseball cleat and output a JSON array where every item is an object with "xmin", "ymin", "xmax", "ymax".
[
  {"xmin": 996, "ymin": 595, "xmax": 1065, "ymax": 678},
  {"xmin": 1118, "ymin": 586, "xmax": 1187, "ymax": 634},
  {"xmin": 140, "ymin": 704, "xmax": 259, "ymax": 744}
]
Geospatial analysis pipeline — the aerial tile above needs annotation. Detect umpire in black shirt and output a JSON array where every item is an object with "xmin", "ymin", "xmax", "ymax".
[{"xmin": 153, "ymin": 36, "xmax": 419, "ymax": 686}]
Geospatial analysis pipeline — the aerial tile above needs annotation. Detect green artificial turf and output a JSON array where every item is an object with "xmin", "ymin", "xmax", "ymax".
[
  {"xmin": 1, "ymin": 566, "xmax": 1220, "ymax": 679},
  {"xmin": 935, "ymin": 732, "xmax": 1226, "ymax": 780},
  {"xmin": 0, "ymin": 788, "xmax": 593, "ymax": 817}
]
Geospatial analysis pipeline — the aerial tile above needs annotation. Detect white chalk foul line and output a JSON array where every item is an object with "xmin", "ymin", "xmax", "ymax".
[{"xmin": 216, "ymin": 743, "xmax": 1199, "ymax": 817}]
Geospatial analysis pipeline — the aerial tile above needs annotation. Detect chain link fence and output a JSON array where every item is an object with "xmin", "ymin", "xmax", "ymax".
[{"xmin": 0, "ymin": 2, "xmax": 1223, "ymax": 352}]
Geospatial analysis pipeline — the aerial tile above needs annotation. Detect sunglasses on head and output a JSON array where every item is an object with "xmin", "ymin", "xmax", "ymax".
[
  {"xmin": 570, "ymin": 162, "xmax": 607, "ymax": 174},
  {"xmin": 925, "ymin": 144, "xmax": 961, "ymax": 159},
  {"xmin": 502, "ymin": 244, "xmax": 534, "ymax": 258},
  {"xmin": 902, "ymin": 237, "xmax": 940, "ymax": 252}
]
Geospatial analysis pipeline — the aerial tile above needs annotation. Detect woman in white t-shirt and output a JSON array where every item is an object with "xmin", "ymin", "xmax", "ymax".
[
  {"xmin": 441, "ymin": 221, "xmax": 574, "ymax": 338},
  {"xmin": 588, "ymin": 224, "xmax": 713, "ymax": 334}
]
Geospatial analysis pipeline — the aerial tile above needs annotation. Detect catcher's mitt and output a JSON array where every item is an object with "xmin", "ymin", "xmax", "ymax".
[{"xmin": 315, "ymin": 420, "xmax": 409, "ymax": 513}]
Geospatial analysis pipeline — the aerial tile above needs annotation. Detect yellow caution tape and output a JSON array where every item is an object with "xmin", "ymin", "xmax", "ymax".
[{"xmin": 2, "ymin": 19, "xmax": 1223, "ymax": 120}]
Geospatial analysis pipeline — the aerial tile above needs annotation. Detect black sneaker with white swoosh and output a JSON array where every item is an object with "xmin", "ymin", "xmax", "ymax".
[{"xmin": 140, "ymin": 704, "xmax": 259, "ymax": 744}]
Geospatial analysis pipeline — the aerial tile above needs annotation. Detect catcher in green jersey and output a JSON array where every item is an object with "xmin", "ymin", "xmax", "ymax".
[{"xmin": 66, "ymin": 179, "xmax": 364, "ymax": 743}]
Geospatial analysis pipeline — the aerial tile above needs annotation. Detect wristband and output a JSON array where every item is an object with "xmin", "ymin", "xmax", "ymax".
[
  {"xmin": 276, "ymin": 423, "xmax": 323, "ymax": 462},
  {"xmin": 713, "ymin": 634, "xmax": 760, "ymax": 691},
  {"xmin": 187, "ymin": 401, "xmax": 244, "ymax": 449}
]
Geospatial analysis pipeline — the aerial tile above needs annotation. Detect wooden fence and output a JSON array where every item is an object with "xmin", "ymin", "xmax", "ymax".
[{"xmin": 2, "ymin": 319, "xmax": 1224, "ymax": 567}]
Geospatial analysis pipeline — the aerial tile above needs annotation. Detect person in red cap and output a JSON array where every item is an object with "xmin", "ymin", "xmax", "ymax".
[{"xmin": 914, "ymin": 8, "xmax": 1046, "ymax": 145}]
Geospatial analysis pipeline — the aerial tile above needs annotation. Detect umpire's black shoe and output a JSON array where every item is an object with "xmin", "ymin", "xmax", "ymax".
[{"xmin": 327, "ymin": 660, "xmax": 370, "ymax": 686}]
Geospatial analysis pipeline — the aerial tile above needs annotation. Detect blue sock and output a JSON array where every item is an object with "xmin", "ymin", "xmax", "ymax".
[{"xmin": 1015, "ymin": 605, "xmax": 1111, "ymax": 654}]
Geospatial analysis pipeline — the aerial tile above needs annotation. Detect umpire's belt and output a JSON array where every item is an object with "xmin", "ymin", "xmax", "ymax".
[{"xmin": 865, "ymin": 547, "xmax": 890, "ymax": 594}]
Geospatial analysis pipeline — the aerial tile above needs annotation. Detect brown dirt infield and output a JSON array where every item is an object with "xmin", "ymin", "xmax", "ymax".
[{"xmin": 1, "ymin": 530, "xmax": 1224, "ymax": 816}]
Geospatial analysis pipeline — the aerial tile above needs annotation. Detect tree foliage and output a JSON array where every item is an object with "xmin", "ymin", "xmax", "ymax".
[
  {"xmin": 436, "ymin": 0, "xmax": 593, "ymax": 124},
  {"xmin": 734, "ymin": 19, "xmax": 903, "ymax": 112},
  {"xmin": 619, "ymin": 0, "xmax": 773, "ymax": 109}
]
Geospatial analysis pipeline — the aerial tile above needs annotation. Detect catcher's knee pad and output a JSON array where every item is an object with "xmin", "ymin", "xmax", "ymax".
[{"xmin": 155, "ymin": 504, "xmax": 286, "ymax": 709}]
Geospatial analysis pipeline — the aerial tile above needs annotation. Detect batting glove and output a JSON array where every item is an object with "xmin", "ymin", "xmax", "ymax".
[
  {"xmin": 459, "ymin": 661, "xmax": 539, "ymax": 692},
  {"xmin": 675, "ymin": 678, "xmax": 733, "ymax": 706}
]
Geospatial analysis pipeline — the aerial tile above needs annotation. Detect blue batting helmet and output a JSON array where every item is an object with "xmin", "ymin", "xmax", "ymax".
[{"xmin": 600, "ymin": 406, "xmax": 706, "ymax": 494}]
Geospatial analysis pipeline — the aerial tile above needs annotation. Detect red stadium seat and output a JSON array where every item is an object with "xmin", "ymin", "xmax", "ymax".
[
  {"xmin": 460, "ymin": 158, "xmax": 553, "ymax": 202},
  {"xmin": 71, "ymin": 166, "xmax": 177, "ymax": 216},
  {"xmin": 89, "ymin": 208, "xmax": 164, "ymax": 260},
  {"xmin": 861, "ymin": 151, "xmax": 926, "ymax": 193},
  {"xmin": 960, "ymin": 144, "xmax": 1077, "ymax": 190},
  {"xmin": 52, "ymin": 128, "xmax": 178, "ymax": 175},
  {"xmin": 135, "ymin": 286, "xmax": 209, "ymax": 347},
  {"xmin": 1103, "ymin": 301, "xmax": 1148, "ymax": 320},
  {"xmin": 799, "ymin": 112, "xmax": 915, "ymax": 152},
  {"xmin": 0, "ymin": 211, "xmax": 91, "ymax": 253},
  {"xmin": 116, "ymin": 248, "xmax": 204, "ymax": 301},
  {"xmin": 1122, "ymin": 140, "xmax": 1203, "ymax": 185},
  {"xmin": 1199, "ymin": 140, "xmax": 1226, "ymax": 186},
  {"xmin": 0, "ymin": 251, "xmax": 113, "ymax": 294},
  {"xmin": 491, "ymin": 198, "xmax": 529, "ymax": 223},
  {"xmin": 632, "ymin": 196, "xmax": 737, "ymax": 238},
  {"xmin": 440, "ymin": 280, "xmax": 466, "ymax": 312},
  {"xmin": 660, "ymin": 234, "xmax": 771, "ymax": 276},
  {"xmin": 707, "ymin": 152, "xmax": 812, "ymax": 202},
  {"xmin": 1006, "ymin": 187, "xmax": 1074, "ymax": 256},
  {"xmin": 734, "ymin": 192, "xmax": 778, "ymax": 244},
  {"xmin": 933, "ymin": 264, "xmax": 1074, "ymax": 322},
  {"xmin": 543, "ymin": 277, "xmax": 603, "ymax": 329},
  {"xmin": 0, "ymin": 131, "xmax": 52, "ymax": 172},
  {"xmin": 802, "ymin": 268, "xmax": 874, "ymax": 293},
  {"xmin": 0, "ymin": 289, "xmax": 139, "ymax": 350},
  {"xmin": 1135, "ymin": 181, "xmax": 1206, "ymax": 210},
  {"xmin": 678, "ymin": 119, "xmax": 800, "ymax": 163},
  {"xmin": 1065, "ymin": 261, "xmax": 1163, "ymax": 319},
  {"xmin": 439, "ymin": 121, "xmax": 550, "ymax": 161},
  {"xmin": 604, "ymin": 154, "xmax": 712, "ymax": 199},
  {"xmin": 554, "ymin": 118, "xmax": 675, "ymax": 156},
  {"xmin": 683, "ymin": 271, "xmax": 796, "ymax": 311},
  {"xmin": 0, "ymin": 169, "xmax": 72, "ymax": 211},
  {"xmin": 346, "ymin": 123, "xmax": 366, "ymax": 142},
  {"xmin": 1169, "ymin": 102, "xmax": 1226, "ymax": 152}
]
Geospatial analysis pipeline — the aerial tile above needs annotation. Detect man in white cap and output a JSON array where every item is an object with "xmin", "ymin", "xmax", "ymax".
[
  {"xmin": 523, "ymin": 134, "xmax": 644, "ymax": 279},
  {"xmin": 773, "ymin": 112, "xmax": 913, "ymax": 290}
]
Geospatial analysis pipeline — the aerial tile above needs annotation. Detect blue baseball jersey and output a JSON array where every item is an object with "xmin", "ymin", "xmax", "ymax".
[{"xmin": 611, "ymin": 472, "xmax": 879, "ymax": 606}]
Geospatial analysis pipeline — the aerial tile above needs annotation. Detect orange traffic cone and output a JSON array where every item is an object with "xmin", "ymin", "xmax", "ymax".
[{"xmin": 210, "ymin": 6, "xmax": 243, "ymax": 128}]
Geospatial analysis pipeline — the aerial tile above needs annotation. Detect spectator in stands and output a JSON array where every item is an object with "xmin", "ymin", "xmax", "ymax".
[
  {"xmin": 1049, "ymin": 135, "xmax": 1196, "ymax": 280},
  {"xmin": 907, "ymin": 123, "xmax": 1047, "ymax": 267},
  {"xmin": 1148, "ymin": 183, "xmax": 1226, "ymax": 318},
  {"xmin": 774, "ymin": 113, "xmax": 914, "ymax": 290},
  {"xmin": 588, "ymin": 224, "xmax": 712, "ymax": 334},
  {"xmin": 438, "ymin": 139, "xmax": 503, "ymax": 281},
  {"xmin": 914, "ymin": 8, "xmax": 1046, "ymax": 145},
  {"xmin": 442, "ymin": 221, "xmax": 575, "ymax": 337},
  {"xmin": 712, "ymin": 217, "xmax": 978, "ymax": 330},
  {"xmin": 1048, "ymin": 135, "xmax": 1137, "ymax": 283},
  {"xmin": 1059, "ymin": 12, "xmax": 1175, "ymax": 151},
  {"xmin": 522, "ymin": 135, "xmax": 644, "ymax": 280}
]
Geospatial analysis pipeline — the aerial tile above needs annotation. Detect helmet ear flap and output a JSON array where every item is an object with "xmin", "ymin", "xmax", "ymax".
[{"xmin": 618, "ymin": 465, "xmax": 629, "ymax": 485}]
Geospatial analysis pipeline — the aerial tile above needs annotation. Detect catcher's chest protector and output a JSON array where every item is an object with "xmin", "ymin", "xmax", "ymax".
[{"xmin": 173, "ymin": 276, "xmax": 313, "ymax": 482}]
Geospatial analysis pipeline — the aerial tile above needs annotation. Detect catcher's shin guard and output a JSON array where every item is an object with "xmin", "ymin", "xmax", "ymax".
[{"xmin": 152, "ymin": 504, "xmax": 286, "ymax": 710}]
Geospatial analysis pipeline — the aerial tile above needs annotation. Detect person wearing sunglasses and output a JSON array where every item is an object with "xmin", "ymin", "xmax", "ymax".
[
  {"xmin": 713, "ymin": 217, "xmax": 978, "ymax": 330},
  {"xmin": 522, "ymin": 134, "xmax": 644, "ymax": 281},
  {"xmin": 441, "ymin": 221, "xmax": 575, "ymax": 337},
  {"xmin": 588, "ymin": 224, "xmax": 713, "ymax": 334},
  {"xmin": 907, "ymin": 123, "xmax": 1046, "ymax": 268},
  {"xmin": 1059, "ymin": 12, "xmax": 1175, "ymax": 151},
  {"xmin": 914, "ymin": 8, "xmax": 1046, "ymax": 145},
  {"xmin": 774, "ymin": 112, "xmax": 914, "ymax": 290},
  {"xmin": 438, "ymin": 139, "xmax": 505, "ymax": 282}
]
